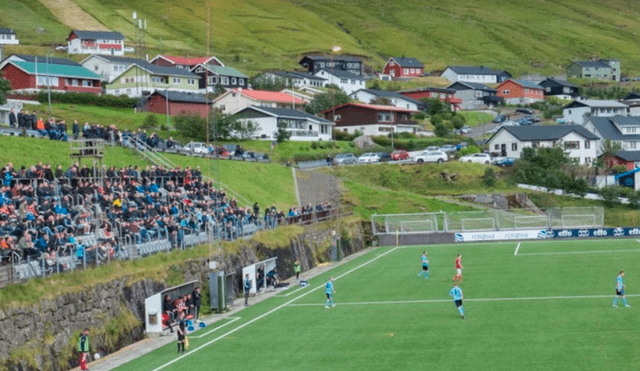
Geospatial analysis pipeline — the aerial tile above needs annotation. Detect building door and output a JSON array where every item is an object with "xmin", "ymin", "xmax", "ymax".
[
  {"xmin": 390, "ymin": 70, "xmax": 395, "ymax": 77},
  {"xmin": 501, "ymin": 144, "xmax": 506, "ymax": 157}
]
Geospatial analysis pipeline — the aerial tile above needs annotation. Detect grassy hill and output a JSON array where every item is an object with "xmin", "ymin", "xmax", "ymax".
[{"xmin": 3, "ymin": 0, "xmax": 640, "ymax": 76}]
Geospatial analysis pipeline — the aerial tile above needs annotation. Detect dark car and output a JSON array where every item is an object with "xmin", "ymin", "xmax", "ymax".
[
  {"xmin": 377, "ymin": 152, "xmax": 392, "ymax": 162},
  {"xmin": 492, "ymin": 114, "xmax": 506, "ymax": 123},
  {"xmin": 493, "ymin": 157, "xmax": 516, "ymax": 167},
  {"xmin": 516, "ymin": 108, "xmax": 534, "ymax": 115}
]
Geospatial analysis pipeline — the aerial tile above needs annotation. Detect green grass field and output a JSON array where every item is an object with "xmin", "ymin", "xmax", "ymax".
[{"xmin": 111, "ymin": 238, "xmax": 640, "ymax": 371}]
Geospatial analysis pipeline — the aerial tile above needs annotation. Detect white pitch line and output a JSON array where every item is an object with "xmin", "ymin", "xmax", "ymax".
[
  {"xmin": 514, "ymin": 242, "xmax": 521, "ymax": 256},
  {"xmin": 274, "ymin": 286, "xmax": 307, "ymax": 298},
  {"xmin": 286, "ymin": 294, "xmax": 640, "ymax": 307},
  {"xmin": 636, "ymin": 239, "xmax": 640, "ymax": 243},
  {"xmin": 150, "ymin": 246, "xmax": 399, "ymax": 371},
  {"xmin": 190, "ymin": 317, "xmax": 241, "ymax": 339},
  {"xmin": 517, "ymin": 249, "xmax": 640, "ymax": 256}
]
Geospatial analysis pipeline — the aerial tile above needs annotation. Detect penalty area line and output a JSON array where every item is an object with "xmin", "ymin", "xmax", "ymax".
[
  {"xmin": 286, "ymin": 294, "xmax": 640, "ymax": 307},
  {"xmin": 516, "ymin": 249, "xmax": 640, "ymax": 256},
  {"xmin": 514, "ymin": 243, "xmax": 521, "ymax": 256}
]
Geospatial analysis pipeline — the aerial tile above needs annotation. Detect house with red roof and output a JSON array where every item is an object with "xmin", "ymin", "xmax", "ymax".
[
  {"xmin": 150, "ymin": 55, "xmax": 224, "ymax": 70},
  {"xmin": 322, "ymin": 103, "xmax": 419, "ymax": 136},
  {"xmin": 496, "ymin": 79, "xmax": 545, "ymax": 105},
  {"xmin": 397, "ymin": 87, "xmax": 462, "ymax": 112},
  {"xmin": 67, "ymin": 30, "xmax": 125, "ymax": 56},
  {"xmin": 212, "ymin": 88, "xmax": 306, "ymax": 115}
]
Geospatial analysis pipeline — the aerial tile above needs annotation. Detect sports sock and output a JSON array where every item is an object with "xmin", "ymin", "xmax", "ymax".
[
  {"xmin": 425, "ymin": 271, "xmax": 429, "ymax": 279},
  {"xmin": 623, "ymin": 298, "xmax": 628, "ymax": 306},
  {"xmin": 177, "ymin": 343, "xmax": 181, "ymax": 353},
  {"xmin": 613, "ymin": 297, "xmax": 618, "ymax": 306},
  {"xmin": 418, "ymin": 271, "xmax": 422, "ymax": 278},
  {"xmin": 458, "ymin": 306, "xmax": 464, "ymax": 316}
]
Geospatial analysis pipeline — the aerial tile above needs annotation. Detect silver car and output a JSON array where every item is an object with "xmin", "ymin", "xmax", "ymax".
[
  {"xmin": 414, "ymin": 150, "xmax": 448, "ymax": 164},
  {"xmin": 357, "ymin": 153, "xmax": 380, "ymax": 163},
  {"xmin": 335, "ymin": 153, "xmax": 357, "ymax": 165}
]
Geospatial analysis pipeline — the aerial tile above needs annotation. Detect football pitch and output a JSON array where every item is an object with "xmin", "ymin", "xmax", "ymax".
[{"xmin": 113, "ymin": 238, "xmax": 640, "ymax": 371}]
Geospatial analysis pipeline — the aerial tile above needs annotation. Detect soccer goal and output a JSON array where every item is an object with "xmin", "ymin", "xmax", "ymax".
[
  {"xmin": 561, "ymin": 214, "xmax": 597, "ymax": 228},
  {"xmin": 400, "ymin": 220, "xmax": 435, "ymax": 234},
  {"xmin": 461, "ymin": 218, "xmax": 496, "ymax": 231},
  {"xmin": 514, "ymin": 215, "xmax": 549, "ymax": 229}
]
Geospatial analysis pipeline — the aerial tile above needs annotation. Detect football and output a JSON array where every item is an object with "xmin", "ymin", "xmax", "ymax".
[{"xmin": 94, "ymin": 353, "xmax": 101, "ymax": 360}]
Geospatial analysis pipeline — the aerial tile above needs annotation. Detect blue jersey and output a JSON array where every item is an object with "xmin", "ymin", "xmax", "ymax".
[
  {"xmin": 616, "ymin": 275, "xmax": 624, "ymax": 290},
  {"xmin": 421, "ymin": 255, "xmax": 428, "ymax": 266},
  {"xmin": 449, "ymin": 287, "xmax": 463, "ymax": 301},
  {"xmin": 326, "ymin": 281, "xmax": 334, "ymax": 294}
]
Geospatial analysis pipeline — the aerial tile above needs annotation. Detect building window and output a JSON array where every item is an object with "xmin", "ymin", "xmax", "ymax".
[
  {"xmin": 585, "ymin": 157, "xmax": 592, "ymax": 164},
  {"xmin": 239, "ymin": 78, "xmax": 245, "ymax": 85},
  {"xmin": 231, "ymin": 77, "xmax": 237, "ymax": 85},
  {"xmin": 502, "ymin": 89, "xmax": 510, "ymax": 95},
  {"xmin": 378, "ymin": 112, "xmax": 393, "ymax": 122},
  {"xmin": 585, "ymin": 141, "xmax": 590, "ymax": 149},
  {"xmin": 321, "ymin": 125, "xmax": 329, "ymax": 134},
  {"xmin": 126, "ymin": 89, "xmax": 131, "ymax": 95},
  {"xmin": 82, "ymin": 80, "xmax": 90, "ymax": 87},
  {"xmin": 564, "ymin": 141, "xmax": 580, "ymax": 149},
  {"xmin": 114, "ymin": 90, "xmax": 119, "ymax": 95},
  {"xmin": 187, "ymin": 79, "xmax": 195, "ymax": 85},
  {"xmin": 333, "ymin": 114, "xmax": 341, "ymax": 121},
  {"xmin": 532, "ymin": 142, "xmax": 539, "ymax": 148},
  {"xmin": 221, "ymin": 105, "xmax": 226, "ymax": 112},
  {"xmin": 173, "ymin": 77, "xmax": 180, "ymax": 85},
  {"xmin": 208, "ymin": 76, "xmax": 218, "ymax": 85},
  {"xmin": 72, "ymin": 79, "xmax": 79, "ymax": 86},
  {"xmin": 511, "ymin": 143, "xmax": 517, "ymax": 151},
  {"xmin": 389, "ymin": 61, "xmax": 395, "ymax": 66},
  {"xmin": 196, "ymin": 67, "xmax": 204, "ymax": 73},
  {"xmin": 221, "ymin": 76, "xmax": 229, "ymax": 85},
  {"xmin": 152, "ymin": 76, "xmax": 163, "ymax": 84},
  {"xmin": 340, "ymin": 78, "xmax": 348, "ymax": 84},
  {"xmin": 403, "ymin": 68, "xmax": 408, "ymax": 74},
  {"xmin": 351, "ymin": 79, "xmax": 355, "ymax": 84},
  {"xmin": 38, "ymin": 76, "xmax": 58, "ymax": 86},
  {"xmin": 630, "ymin": 142, "xmax": 638, "ymax": 150},
  {"xmin": 494, "ymin": 144, "xmax": 499, "ymax": 150}
]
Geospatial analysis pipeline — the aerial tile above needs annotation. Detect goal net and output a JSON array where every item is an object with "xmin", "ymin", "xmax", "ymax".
[
  {"xmin": 514, "ymin": 215, "xmax": 549, "ymax": 229},
  {"xmin": 400, "ymin": 220, "xmax": 434, "ymax": 234},
  {"xmin": 461, "ymin": 218, "xmax": 495, "ymax": 231},
  {"xmin": 371, "ymin": 213, "xmax": 441, "ymax": 234},
  {"xmin": 547, "ymin": 207, "xmax": 604, "ymax": 228}
]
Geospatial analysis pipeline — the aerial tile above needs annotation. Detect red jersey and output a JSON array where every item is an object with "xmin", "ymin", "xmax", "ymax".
[{"xmin": 455, "ymin": 257, "xmax": 462, "ymax": 269}]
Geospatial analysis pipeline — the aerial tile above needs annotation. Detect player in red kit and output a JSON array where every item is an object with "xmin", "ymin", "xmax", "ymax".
[{"xmin": 453, "ymin": 254, "xmax": 463, "ymax": 283}]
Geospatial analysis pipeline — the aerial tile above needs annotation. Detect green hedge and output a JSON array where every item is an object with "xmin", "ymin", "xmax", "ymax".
[{"xmin": 37, "ymin": 92, "xmax": 138, "ymax": 108}]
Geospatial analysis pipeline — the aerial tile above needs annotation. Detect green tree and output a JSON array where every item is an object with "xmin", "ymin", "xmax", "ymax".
[
  {"xmin": 421, "ymin": 98, "xmax": 451, "ymax": 116},
  {"xmin": 483, "ymin": 167, "xmax": 497, "ymax": 187},
  {"xmin": 210, "ymin": 112, "xmax": 238, "ymax": 140},
  {"xmin": 0, "ymin": 72, "xmax": 11, "ymax": 105},
  {"xmin": 274, "ymin": 121, "xmax": 292, "ymax": 142},
  {"xmin": 369, "ymin": 80, "xmax": 381, "ymax": 90},
  {"xmin": 174, "ymin": 113, "xmax": 207, "ymax": 140},
  {"xmin": 251, "ymin": 75, "xmax": 288, "ymax": 91},
  {"xmin": 434, "ymin": 122, "xmax": 450, "ymax": 137},
  {"xmin": 370, "ymin": 96, "xmax": 393, "ymax": 106},
  {"xmin": 233, "ymin": 119, "xmax": 261, "ymax": 140},
  {"xmin": 598, "ymin": 186, "xmax": 621, "ymax": 207},
  {"xmin": 305, "ymin": 89, "xmax": 351, "ymax": 114},
  {"xmin": 140, "ymin": 114, "xmax": 159, "ymax": 129},
  {"xmin": 451, "ymin": 114, "xmax": 465, "ymax": 130}
]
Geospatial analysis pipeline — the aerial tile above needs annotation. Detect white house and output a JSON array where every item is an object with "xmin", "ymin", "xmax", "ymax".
[
  {"xmin": 349, "ymin": 89, "xmax": 421, "ymax": 111},
  {"xmin": 257, "ymin": 71, "xmax": 326, "ymax": 89},
  {"xmin": 80, "ymin": 54, "xmax": 143, "ymax": 82},
  {"xmin": 313, "ymin": 69, "xmax": 367, "ymax": 94},
  {"xmin": 67, "ymin": 30, "xmax": 125, "ymax": 56},
  {"xmin": 583, "ymin": 116, "xmax": 640, "ymax": 154},
  {"xmin": 562, "ymin": 99, "xmax": 629, "ymax": 124},
  {"xmin": 212, "ymin": 88, "xmax": 306, "ymax": 115},
  {"xmin": 0, "ymin": 29, "xmax": 19, "ymax": 45},
  {"xmin": 441, "ymin": 65, "xmax": 511, "ymax": 84},
  {"xmin": 487, "ymin": 125, "xmax": 599, "ymax": 165},
  {"xmin": 233, "ymin": 106, "xmax": 334, "ymax": 141}
]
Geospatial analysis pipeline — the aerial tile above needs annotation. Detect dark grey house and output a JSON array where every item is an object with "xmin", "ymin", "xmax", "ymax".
[
  {"xmin": 447, "ymin": 81, "xmax": 502, "ymax": 110},
  {"xmin": 538, "ymin": 78, "xmax": 579, "ymax": 99},
  {"xmin": 299, "ymin": 55, "xmax": 363, "ymax": 76}
]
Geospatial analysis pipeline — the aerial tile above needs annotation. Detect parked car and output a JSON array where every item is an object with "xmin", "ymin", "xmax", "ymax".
[
  {"xmin": 426, "ymin": 146, "xmax": 440, "ymax": 152},
  {"xmin": 487, "ymin": 126, "xmax": 501, "ymax": 135},
  {"xmin": 492, "ymin": 114, "xmax": 506, "ymax": 123},
  {"xmin": 184, "ymin": 142, "xmax": 208, "ymax": 154},
  {"xmin": 357, "ymin": 153, "xmax": 380, "ymax": 164},
  {"xmin": 516, "ymin": 108, "xmax": 533, "ymax": 115},
  {"xmin": 621, "ymin": 77, "xmax": 630, "ymax": 82},
  {"xmin": 458, "ymin": 142, "xmax": 468, "ymax": 149},
  {"xmin": 335, "ymin": 153, "xmax": 357, "ymax": 165},
  {"xmin": 391, "ymin": 150, "xmax": 409, "ymax": 161},
  {"xmin": 461, "ymin": 126, "xmax": 471, "ymax": 134},
  {"xmin": 222, "ymin": 144, "xmax": 238, "ymax": 156},
  {"xmin": 377, "ymin": 152, "xmax": 392, "ymax": 162},
  {"xmin": 518, "ymin": 117, "xmax": 533, "ymax": 126},
  {"xmin": 440, "ymin": 144, "xmax": 457, "ymax": 153},
  {"xmin": 493, "ymin": 157, "xmax": 516, "ymax": 167},
  {"xmin": 414, "ymin": 150, "xmax": 448, "ymax": 164},
  {"xmin": 459, "ymin": 153, "xmax": 492, "ymax": 164}
]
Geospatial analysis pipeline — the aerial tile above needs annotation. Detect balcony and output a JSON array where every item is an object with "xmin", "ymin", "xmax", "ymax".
[{"xmin": 289, "ymin": 130, "xmax": 319, "ymax": 137}]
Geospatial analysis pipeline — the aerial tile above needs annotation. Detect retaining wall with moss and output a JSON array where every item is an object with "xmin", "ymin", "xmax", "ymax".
[{"xmin": 0, "ymin": 217, "xmax": 367, "ymax": 371}]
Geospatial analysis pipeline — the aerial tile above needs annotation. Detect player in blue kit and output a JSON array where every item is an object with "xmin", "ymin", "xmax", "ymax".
[
  {"xmin": 449, "ymin": 283, "xmax": 465, "ymax": 319},
  {"xmin": 418, "ymin": 251, "xmax": 429, "ymax": 280},
  {"xmin": 325, "ymin": 277, "xmax": 336, "ymax": 308},
  {"xmin": 613, "ymin": 270, "xmax": 630, "ymax": 308}
]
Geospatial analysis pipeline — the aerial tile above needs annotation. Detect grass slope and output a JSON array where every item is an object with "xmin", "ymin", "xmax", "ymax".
[
  {"xmin": 3, "ymin": 1, "xmax": 640, "ymax": 75},
  {"xmin": 110, "ymin": 239, "xmax": 640, "ymax": 371}
]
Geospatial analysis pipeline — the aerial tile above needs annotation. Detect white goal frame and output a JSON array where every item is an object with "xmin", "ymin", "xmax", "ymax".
[
  {"xmin": 400, "ymin": 220, "xmax": 435, "ymax": 234},
  {"xmin": 461, "ymin": 218, "xmax": 495, "ymax": 231},
  {"xmin": 514, "ymin": 216, "xmax": 549, "ymax": 229},
  {"xmin": 561, "ymin": 214, "xmax": 597, "ymax": 228}
]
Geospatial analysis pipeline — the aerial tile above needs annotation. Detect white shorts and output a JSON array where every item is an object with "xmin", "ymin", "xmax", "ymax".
[{"xmin": 457, "ymin": 269, "xmax": 462, "ymax": 275}]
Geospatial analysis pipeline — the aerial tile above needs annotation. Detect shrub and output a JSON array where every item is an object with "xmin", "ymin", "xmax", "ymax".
[
  {"xmin": 483, "ymin": 167, "xmax": 496, "ymax": 187},
  {"xmin": 459, "ymin": 145, "xmax": 481, "ymax": 156},
  {"xmin": 612, "ymin": 165, "xmax": 628, "ymax": 175},
  {"xmin": 598, "ymin": 186, "xmax": 621, "ymax": 207},
  {"xmin": 434, "ymin": 123, "xmax": 450, "ymax": 137},
  {"xmin": 310, "ymin": 142, "xmax": 318, "ymax": 149},
  {"xmin": 451, "ymin": 114, "xmax": 465, "ymax": 130},
  {"xmin": 140, "ymin": 114, "xmax": 159, "ymax": 129},
  {"xmin": 413, "ymin": 112, "xmax": 426, "ymax": 120},
  {"xmin": 37, "ymin": 92, "xmax": 137, "ymax": 108}
]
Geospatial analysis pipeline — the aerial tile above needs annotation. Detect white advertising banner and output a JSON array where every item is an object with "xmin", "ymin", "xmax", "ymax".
[{"xmin": 455, "ymin": 230, "xmax": 549, "ymax": 242}]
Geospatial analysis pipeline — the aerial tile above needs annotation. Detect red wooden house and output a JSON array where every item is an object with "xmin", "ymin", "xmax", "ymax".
[
  {"xmin": 322, "ymin": 103, "xmax": 418, "ymax": 136},
  {"xmin": 382, "ymin": 57, "xmax": 424, "ymax": 79},
  {"xmin": 496, "ymin": 79, "xmax": 544, "ymax": 105},
  {"xmin": 397, "ymin": 87, "xmax": 462, "ymax": 111},
  {"xmin": 605, "ymin": 151, "xmax": 640, "ymax": 171},
  {"xmin": 1, "ymin": 60, "xmax": 102, "ymax": 94},
  {"xmin": 146, "ymin": 91, "xmax": 210, "ymax": 118}
]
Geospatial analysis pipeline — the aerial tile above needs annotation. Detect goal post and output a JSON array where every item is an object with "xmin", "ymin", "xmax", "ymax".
[
  {"xmin": 371, "ymin": 213, "xmax": 442, "ymax": 235},
  {"xmin": 547, "ymin": 207, "xmax": 604, "ymax": 229},
  {"xmin": 400, "ymin": 220, "xmax": 435, "ymax": 234},
  {"xmin": 461, "ymin": 218, "xmax": 495, "ymax": 231},
  {"xmin": 514, "ymin": 215, "xmax": 549, "ymax": 229},
  {"xmin": 561, "ymin": 214, "xmax": 597, "ymax": 228}
]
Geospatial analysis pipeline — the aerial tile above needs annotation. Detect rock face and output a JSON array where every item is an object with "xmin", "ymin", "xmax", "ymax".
[{"xmin": 0, "ymin": 219, "xmax": 367, "ymax": 371}]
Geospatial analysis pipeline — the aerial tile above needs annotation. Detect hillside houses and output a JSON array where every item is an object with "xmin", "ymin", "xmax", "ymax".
[
  {"xmin": 104, "ymin": 62, "xmax": 199, "ymax": 98},
  {"xmin": 67, "ymin": 30, "xmax": 125, "ymax": 56},
  {"xmin": 0, "ymin": 60, "xmax": 102, "ymax": 94},
  {"xmin": 441, "ymin": 66, "xmax": 511, "ymax": 84},
  {"xmin": 496, "ymin": 79, "xmax": 544, "ymax": 105},
  {"xmin": 299, "ymin": 55, "xmax": 363, "ymax": 76},
  {"xmin": 562, "ymin": 99, "xmax": 629, "ymax": 124},
  {"xmin": 0, "ymin": 29, "xmax": 19, "ymax": 45},
  {"xmin": 381, "ymin": 57, "xmax": 424, "ymax": 79},
  {"xmin": 567, "ymin": 59, "xmax": 620, "ymax": 81},
  {"xmin": 350, "ymin": 89, "xmax": 422, "ymax": 111},
  {"xmin": 212, "ymin": 88, "xmax": 306, "ymax": 115}
]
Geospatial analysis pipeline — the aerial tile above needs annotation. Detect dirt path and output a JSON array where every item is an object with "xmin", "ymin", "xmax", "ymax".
[{"xmin": 39, "ymin": 0, "xmax": 108, "ymax": 31}]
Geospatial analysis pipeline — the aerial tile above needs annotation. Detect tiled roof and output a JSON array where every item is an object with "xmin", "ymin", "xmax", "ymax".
[
  {"xmin": 588, "ymin": 116, "xmax": 640, "ymax": 141},
  {"xmin": 243, "ymin": 106, "xmax": 333, "ymax": 124},
  {"xmin": 154, "ymin": 91, "xmax": 207, "ymax": 104},
  {"xmin": 499, "ymin": 125, "xmax": 600, "ymax": 141},
  {"xmin": 322, "ymin": 102, "xmax": 418, "ymax": 114},
  {"xmin": 0, "ymin": 28, "xmax": 15, "ymax": 35},
  {"xmin": 390, "ymin": 57, "xmax": 423, "ymax": 68},
  {"xmin": 135, "ymin": 62, "xmax": 198, "ymax": 78},
  {"xmin": 203, "ymin": 65, "xmax": 247, "ymax": 79},
  {"xmin": 353, "ymin": 89, "xmax": 422, "ymax": 105},
  {"xmin": 615, "ymin": 150, "xmax": 640, "ymax": 162},
  {"xmin": 7, "ymin": 61, "xmax": 100, "ymax": 79},
  {"xmin": 268, "ymin": 71, "xmax": 326, "ymax": 81},
  {"xmin": 70, "ymin": 30, "xmax": 125, "ymax": 40},
  {"xmin": 572, "ymin": 61, "xmax": 611, "ymax": 69},
  {"xmin": 233, "ymin": 89, "xmax": 306, "ymax": 104},
  {"xmin": 508, "ymin": 79, "xmax": 543, "ymax": 90},
  {"xmin": 564, "ymin": 99, "xmax": 628, "ymax": 109},
  {"xmin": 447, "ymin": 81, "xmax": 496, "ymax": 92},
  {"xmin": 85, "ymin": 55, "xmax": 143, "ymax": 65},
  {"xmin": 540, "ymin": 78, "xmax": 577, "ymax": 88},
  {"xmin": 446, "ymin": 65, "xmax": 504, "ymax": 75}
]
